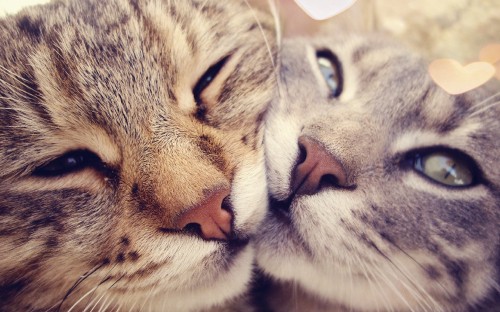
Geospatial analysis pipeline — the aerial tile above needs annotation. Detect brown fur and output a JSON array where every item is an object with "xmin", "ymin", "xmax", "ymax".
[{"xmin": 0, "ymin": 0, "xmax": 277, "ymax": 310}]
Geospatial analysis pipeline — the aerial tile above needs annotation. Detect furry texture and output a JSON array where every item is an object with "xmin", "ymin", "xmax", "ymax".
[
  {"xmin": 0, "ymin": 0, "xmax": 277, "ymax": 310},
  {"xmin": 255, "ymin": 34, "xmax": 500, "ymax": 311}
]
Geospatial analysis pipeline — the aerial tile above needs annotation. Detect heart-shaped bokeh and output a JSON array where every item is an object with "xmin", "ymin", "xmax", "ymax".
[
  {"xmin": 429, "ymin": 59, "xmax": 495, "ymax": 95},
  {"xmin": 479, "ymin": 43, "xmax": 500, "ymax": 80},
  {"xmin": 294, "ymin": 0, "xmax": 357, "ymax": 20}
]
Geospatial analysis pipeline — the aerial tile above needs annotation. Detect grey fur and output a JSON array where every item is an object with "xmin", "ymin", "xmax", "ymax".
[{"xmin": 256, "ymin": 34, "xmax": 500, "ymax": 311}]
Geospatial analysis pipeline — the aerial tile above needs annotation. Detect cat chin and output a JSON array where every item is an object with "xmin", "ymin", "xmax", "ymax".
[
  {"xmin": 256, "ymin": 254, "xmax": 430, "ymax": 312},
  {"xmin": 117, "ymin": 244, "xmax": 255, "ymax": 311}
]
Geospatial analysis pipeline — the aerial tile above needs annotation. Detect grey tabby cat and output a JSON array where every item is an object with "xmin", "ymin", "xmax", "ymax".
[
  {"xmin": 0, "ymin": 0, "xmax": 277, "ymax": 310},
  {"xmin": 255, "ymin": 34, "xmax": 500, "ymax": 311}
]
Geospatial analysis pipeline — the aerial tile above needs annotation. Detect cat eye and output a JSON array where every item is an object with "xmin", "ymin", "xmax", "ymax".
[
  {"xmin": 33, "ymin": 150, "xmax": 102, "ymax": 177},
  {"xmin": 316, "ymin": 50, "xmax": 343, "ymax": 97},
  {"xmin": 193, "ymin": 56, "xmax": 230, "ymax": 104},
  {"xmin": 411, "ymin": 149, "xmax": 477, "ymax": 187}
]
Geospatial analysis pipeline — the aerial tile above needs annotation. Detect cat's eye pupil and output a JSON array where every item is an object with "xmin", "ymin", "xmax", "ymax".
[
  {"xmin": 193, "ymin": 56, "xmax": 230, "ymax": 105},
  {"xmin": 316, "ymin": 50, "xmax": 343, "ymax": 98},
  {"xmin": 413, "ymin": 151, "xmax": 474, "ymax": 187},
  {"xmin": 33, "ymin": 150, "xmax": 99, "ymax": 177},
  {"xmin": 318, "ymin": 57, "xmax": 340, "ymax": 93}
]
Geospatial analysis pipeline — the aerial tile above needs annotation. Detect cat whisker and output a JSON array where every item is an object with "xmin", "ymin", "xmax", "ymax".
[
  {"xmin": 67, "ymin": 284, "xmax": 101, "ymax": 312},
  {"xmin": 243, "ymin": 0, "xmax": 276, "ymax": 71},
  {"xmin": 114, "ymin": 298, "xmax": 124, "ymax": 312},
  {"xmin": 469, "ymin": 100, "xmax": 500, "ymax": 118},
  {"xmin": 360, "ymin": 250, "xmax": 414, "ymax": 312},
  {"xmin": 0, "ymin": 64, "xmax": 30, "ymax": 83},
  {"xmin": 88, "ymin": 278, "xmax": 121, "ymax": 312},
  {"xmin": 360, "ymin": 235, "xmax": 433, "ymax": 312},
  {"xmin": 468, "ymin": 91, "xmax": 500, "ymax": 117},
  {"xmin": 471, "ymin": 91, "xmax": 500, "ymax": 110},
  {"xmin": 98, "ymin": 295, "xmax": 114, "ymax": 312},
  {"xmin": 364, "ymin": 256, "xmax": 395, "ymax": 312},
  {"xmin": 127, "ymin": 297, "xmax": 138, "ymax": 312},
  {"xmin": 197, "ymin": 0, "xmax": 211, "ymax": 12},
  {"xmin": 490, "ymin": 278, "xmax": 500, "ymax": 293},
  {"xmin": 389, "ymin": 241, "xmax": 451, "ymax": 300},
  {"xmin": 266, "ymin": 0, "xmax": 282, "ymax": 49},
  {"xmin": 350, "ymin": 250, "xmax": 381, "ymax": 312},
  {"xmin": 82, "ymin": 291, "xmax": 105, "ymax": 312},
  {"xmin": 0, "ymin": 103, "xmax": 36, "ymax": 116},
  {"xmin": 383, "ymin": 258, "xmax": 434, "ymax": 312},
  {"xmin": 138, "ymin": 284, "xmax": 157, "ymax": 312},
  {"xmin": 380, "ymin": 248, "xmax": 444, "ymax": 312},
  {"xmin": 82, "ymin": 263, "xmax": 118, "ymax": 311},
  {"xmin": 345, "ymin": 255, "xmax": 354, "ymax": 312},
  {"xmin": 57, "ymin": 261, "xmax": 107, "ymax": 312},
  {"xmin": 0, "ymin": 65, "xmax": 44, "ymax": 100},
  {"xmin": 0, "ymin": 68, "xmax": 45, "ymax": 104}
]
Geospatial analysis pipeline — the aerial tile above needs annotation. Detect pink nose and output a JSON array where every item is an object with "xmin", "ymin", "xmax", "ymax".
[
  {"xmin": 292, "ymin": 136, "xmax": 348, "ymax": 195},
  {"xmin": 176, "ymin": 189, "xmax": 233, "ymax": 240}
]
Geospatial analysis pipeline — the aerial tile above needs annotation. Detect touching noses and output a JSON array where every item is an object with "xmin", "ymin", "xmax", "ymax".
[
  {"xmin": 292, "ymin": 136, "xmax": 348, "ymax": 195},
  {"xmin": 176, "ymin": 189, "xmax": 233, "ymax": 241}
]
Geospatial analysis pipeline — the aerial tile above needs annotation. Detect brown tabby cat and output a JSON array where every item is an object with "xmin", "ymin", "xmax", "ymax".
[
  {"xmin": 255, "ymin": 34, "xmax": 500, "ymax": 311},
  {"xmin": 0, "ymin": 0, "xmax": 277, "ymax": 310}
]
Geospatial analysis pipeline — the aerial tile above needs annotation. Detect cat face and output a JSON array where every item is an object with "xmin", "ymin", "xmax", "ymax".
[
  {"xmin": 0, "ymin": 0, "xmax": 276, "ymax": 310},
  {"xmin": 256, "ymin": 35, "xmax": 500, "ymax": 311}
]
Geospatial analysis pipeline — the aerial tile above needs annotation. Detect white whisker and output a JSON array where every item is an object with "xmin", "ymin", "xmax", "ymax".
[
  {"xmin": 82, "ymin": 293, "xmax": 101, "ymax": 312},
  {"xmin": 364, "ymin": 256, "xmax": 395, "ymax": 312},
  {"xmin": 127, "ymin": 297, "xmax": 137, "ymax": 312},
  {"xmin": 472, "ymin": 91, "xmax": 500, "ymax": 109},
  {"xmin": 98, "ymin": 295, "xmax": 113, "ymax": 312},
  {"xmin": 371, "ymin": 261, "xmax": 418, "ymax": 312},
  {"xmin": 138, "ymin": 285, "xmax": 156, "ymax": 312},
  {"xmin": 267, "ymin": 0, "xmax": 282, "ymax": 48},
  {"xmin": 387, "ymin": 248, "xmax": 448, "ymax": 309},
  {"xmin": 468, "ymin": 90, "xmax": 500, "ymax": 117},
  {"xmin": 0, "ymin": 64, "xmax": 30, "ymax": 83},
  {"xmin": 243, "ymin": 0, "xmax": 276, "ymax": 70},
  {"xmin": 470, "ymin": 100, "xmax": 500, "ymax": 118},
  {"xmin": 345, "ymin": 256, "xmax": 354, "ymax": 312},
  {"xmin": 357, "ymin": 254, "xmax": 387, "ymax": 312},
  {"xmin": 67, "ymin": 285, "xmax": 100, "ymax": 312}
]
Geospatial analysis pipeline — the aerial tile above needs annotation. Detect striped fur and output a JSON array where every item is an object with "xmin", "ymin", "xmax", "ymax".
[
  {"xmin": 0, "ymin": 0, "xmax": 277, "ymax": 310},
  {"xmin": 255, "ymin": 35, "xmax": 500, "ymax": 311}
]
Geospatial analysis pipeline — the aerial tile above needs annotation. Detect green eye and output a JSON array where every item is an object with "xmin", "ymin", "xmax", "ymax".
[
  {"xmin": 413, "ymin": 151, "xmax": 475, "ymax": 187},
  {"xmin": 316, "ymin": 50, "xmax": 343, "ymax": 97}
]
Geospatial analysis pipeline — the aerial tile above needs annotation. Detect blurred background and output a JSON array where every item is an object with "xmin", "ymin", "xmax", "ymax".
[
  {"xmin": 250, "ymin": 0, "xmax": 500, "ymax": 63},
  {"xmin": 0, "ymin": 0, "xmax": 49, "ymax": 16}
]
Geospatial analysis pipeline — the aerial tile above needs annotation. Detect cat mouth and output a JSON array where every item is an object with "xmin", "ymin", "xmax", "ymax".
[
  {"xmin": 269, "ymin": 194, "xmax": 295, "ymax": 220},
  {"xmin": 159, "ymin": 226, "xmax": 249, "ymax": 255},
  {"xmin": 225, "ymin": 237, "xmax": 250, "ymax": 255}
]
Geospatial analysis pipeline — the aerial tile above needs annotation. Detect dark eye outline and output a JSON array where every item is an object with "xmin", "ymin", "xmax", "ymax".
[
  {"xmin": 404, "ymin": 147, "xmax": 482, "ymax": 188},
  {"xmin": 193, "ymin": 55, "xmax": 230, "ymax": 105},
  {"xmin": 33, "ymin": 150, "xmax": 104, "ymax": 177},
  {"xmin": 316, "ymin": 49, "xmax": 343, "ymax": 98}
]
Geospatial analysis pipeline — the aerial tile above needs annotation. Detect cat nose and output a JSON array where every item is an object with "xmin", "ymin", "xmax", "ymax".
[
  {"xmin": 176, "ymin": 188, "xmax": 233, "ymax": 240},
  {"xmin": 292, "ymin": 136, "xmax": 348, "ymax": 195}
]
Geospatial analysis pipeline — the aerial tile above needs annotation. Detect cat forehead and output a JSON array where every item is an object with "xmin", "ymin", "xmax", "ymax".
[
  {"xmin": 281, "ymin": 35, "xmax": 499, "ymax": 129},
  {"xmin": 0, "ymin": 0, "xmax": 262, "ymax": 130}
]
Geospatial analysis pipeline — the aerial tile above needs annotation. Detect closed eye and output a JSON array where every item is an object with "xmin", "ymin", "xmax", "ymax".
[
  {"xmin": 316, "ymin": 49, "xmax": 343, "ymax": 98},
  {"xmin": 193, "ymin": 56, "xmax": 230, "ymax": 105},
  {"xmin": 33, "ymin": 150, "xmax": 103, "ymax": 177}
]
